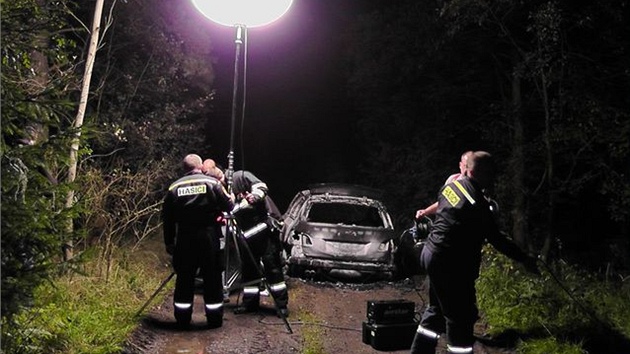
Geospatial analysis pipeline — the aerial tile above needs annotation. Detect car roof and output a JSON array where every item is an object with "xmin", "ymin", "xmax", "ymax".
[{"xmin": 307, "ymin": 183, "xmax": 384, "ymax": 200}]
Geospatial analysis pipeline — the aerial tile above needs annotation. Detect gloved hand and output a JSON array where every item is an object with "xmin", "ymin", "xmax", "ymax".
[
  {"xmin": 245, "ymin": 193, "xmax": 261, "ymax": 204},
  {"xmin": 166, "ymin": 244, "xmax": 175, "ymax": 255},
  {"xmin": 216, "ymin": 215, "xmax": 227, "ymax": 225},
  {"xmin": 522, "ymin": 256, "xmax": 540, "ymax": 276}
]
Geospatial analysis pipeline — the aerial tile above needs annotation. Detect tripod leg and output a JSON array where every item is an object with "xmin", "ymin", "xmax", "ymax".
[
  {"xmin": 222, "ymin": 224, "xmax": 235, "ymax": 303},
  {"xmin": 134, "ymin": 272, "xmax": 175, "ymax": 318},
  {"xmin": 222, "ymin": 223, "xmax": 230, "ymax": 296},
  {"xmin": 224, "ymin": 220, "xmax": 244, "ymax": 295}
]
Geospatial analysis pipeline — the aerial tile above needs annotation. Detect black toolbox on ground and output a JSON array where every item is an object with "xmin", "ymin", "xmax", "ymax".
[
  {"xmin": 362, "ymin": 299, "xmax": 417, "ymax": 351},
  {"xmin": 366, "ymin": 299, "xmax": 415, "ymax": 324},
  {"xmin": 362, "ymin": 320, "xmax": 418, "ymax": 351}
]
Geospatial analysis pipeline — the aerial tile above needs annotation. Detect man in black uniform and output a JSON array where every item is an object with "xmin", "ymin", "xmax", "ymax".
[
  {"xmin": 410, "ymin": 151, "xmax": 539, "ymax": 354},
  {"xmin": 162, "ymin": 154, "xmax": 234, "ymax": 328},
  {"xmin": 230, "ymin": 169, "xmax": 289, "ymax": 317}
]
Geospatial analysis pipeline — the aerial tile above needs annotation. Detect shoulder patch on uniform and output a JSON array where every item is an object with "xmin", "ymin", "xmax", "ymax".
[
  {"xmin": 442, "ymin": 185, "xmax": 461, "ymax": 207},
  {"xmin": 177, "ymin": 184, "xmax": 207, "ymax": 197}
]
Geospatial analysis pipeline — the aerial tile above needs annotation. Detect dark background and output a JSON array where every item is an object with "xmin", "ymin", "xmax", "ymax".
[{"xmin": 195, "ymin": 1, "xmax": 379, "ymax": 210}]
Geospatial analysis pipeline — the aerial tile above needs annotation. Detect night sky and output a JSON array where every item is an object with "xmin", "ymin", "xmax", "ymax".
[{"xmin": 189, "ymin": 1, "xmax": 377, "ymax": 210}]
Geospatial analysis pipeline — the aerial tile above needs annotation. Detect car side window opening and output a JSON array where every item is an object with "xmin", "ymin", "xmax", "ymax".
[{"xmin": 306, "ymin": 202, "xmax": 384, "ymax": 227}]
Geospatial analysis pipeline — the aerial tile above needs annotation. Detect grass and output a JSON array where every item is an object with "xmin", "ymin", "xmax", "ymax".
[
  {"xmin": 517, "ymin": 337, "xmax": 586, "ymax": 354},
  {"xmin": 289, "ymin": 286, "xmax": 326, "ymax": 354},
  {"xmin": 476, "ymin": 246, "xmax": 630, "ymax": 354},
  {"xmin": 3, "ymin": 238, "xmax": 629, "ymax": 353},
  {"xmin": 1, "ymin": 234, "xmax": 173, "ymax": 354}
]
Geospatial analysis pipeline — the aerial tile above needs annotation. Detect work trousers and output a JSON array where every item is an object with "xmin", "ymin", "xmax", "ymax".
[
  {"xmin": 173, "ymin": 225, "xmax": 224, "ymax": 325},
  {"xmin": 419, "ymin": 247, "xmax": 478, "ymax": 348}
]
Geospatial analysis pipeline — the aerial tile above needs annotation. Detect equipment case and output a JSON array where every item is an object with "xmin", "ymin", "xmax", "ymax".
[
  {"xmin": 362, "ymin": 320, "xmax": 417, "ymax": 351},
  {"xmin": 366, "ymin": 299, "xmax": 415, "ymax": 324}
]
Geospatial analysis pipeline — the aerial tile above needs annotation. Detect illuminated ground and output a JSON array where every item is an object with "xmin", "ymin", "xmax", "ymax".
[{"xmin": 124, "ymin": 276, "xmax": 515, "ymax": 354}]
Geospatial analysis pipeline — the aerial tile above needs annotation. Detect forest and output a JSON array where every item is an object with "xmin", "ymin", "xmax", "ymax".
[{"xmin": 1, "ymin": 0, "xmax": 629, "ymax": 352}]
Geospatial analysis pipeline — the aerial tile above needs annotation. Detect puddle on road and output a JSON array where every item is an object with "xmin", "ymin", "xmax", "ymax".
[{"xmin": 159, "ymin": 336, "xmax": 206, "ymax": 354}]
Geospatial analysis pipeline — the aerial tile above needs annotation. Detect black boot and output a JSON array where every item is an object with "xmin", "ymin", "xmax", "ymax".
[
  {"xmin": 269, "ymin": 281, "xmax": 289, "ymax": 318},
  {"xmin": 235, "ymin": 286, "xmax": 260, "ymax": 314},
  {"xmin": 206, "ymin": 306, "xmax": 224, "ymax": 329},
  {"xmin": 174, "ymin": 307, "xmax": 192, "ymax": 329},
  {"xmin": 410, "ymin": 326, "xmax": 439, "ymax": 354}
]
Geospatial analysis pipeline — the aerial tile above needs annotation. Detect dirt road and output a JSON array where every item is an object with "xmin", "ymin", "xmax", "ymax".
[{"xmin": 124, "ymin": 276, "xmax": 516, "ymax": 354}]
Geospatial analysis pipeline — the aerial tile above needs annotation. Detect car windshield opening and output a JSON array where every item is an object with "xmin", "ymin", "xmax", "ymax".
[{"xmin": 307, "ymin": 202, "xmax": 384, "ymax": 227}]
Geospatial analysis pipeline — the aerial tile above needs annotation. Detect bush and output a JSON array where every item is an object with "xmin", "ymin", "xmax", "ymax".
[
  {"xmin": 1, "ymin": 236, "xmax": 172, "ymax": 354},
  {"xmin": 477, "ymin": 246, "xmax": 630, "ymax": 353},
  {"xmin": 1, "ymin": 159, "xmax": 174, "ymax": 353}
]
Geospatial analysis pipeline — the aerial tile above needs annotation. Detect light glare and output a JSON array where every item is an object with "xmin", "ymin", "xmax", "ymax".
[{"xmin": 191, "ymin": 0, "xmax": 293, "ymax": 28}]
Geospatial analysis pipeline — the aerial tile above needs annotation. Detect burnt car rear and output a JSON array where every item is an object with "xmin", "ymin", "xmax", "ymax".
[{"xmin": 281, "ymin": 184, "xmax": 397, "ymax": 280}]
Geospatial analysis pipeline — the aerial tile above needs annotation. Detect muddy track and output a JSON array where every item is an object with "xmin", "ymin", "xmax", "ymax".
[{"xmin": 124, "ymin": 276, "xmax": 516, "ymax": 354}]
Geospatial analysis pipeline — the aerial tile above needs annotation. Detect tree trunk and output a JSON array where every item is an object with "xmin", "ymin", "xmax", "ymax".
[
  {"xmin": 23, "ymin": 0, "xmax": 50, "ymax": 146},
  {"xmin": 64, "ymin": 0, "xmax": 105, "ymax": 261},
  {"xmin": 539, "ymin": 69, "xmax": 555, "ymax": 262},
  {"xmin": 509, "ymin": 60, "xmax": 528, "ymax": 250}
]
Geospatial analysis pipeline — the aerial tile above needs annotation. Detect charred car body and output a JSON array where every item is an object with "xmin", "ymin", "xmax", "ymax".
[{"xmin": 280, "ymin": 184, "xmax": 398, "ymax": 280}]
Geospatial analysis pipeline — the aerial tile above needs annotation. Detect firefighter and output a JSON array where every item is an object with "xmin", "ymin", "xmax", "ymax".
[
  {"xmin": 411, "ymin": 151, "xmax": 539, "ymax": 354},
  {"xmin": 162, "ymin": 154, "xmax": 234, "ymax": 329},
  {"xmin": 415, "ymin": 151, "xmax": 474, "ymax": 219},
  {"xmin": 230, "ymin": 169, "xmax": 289, "ymax": 317},
  {"xmin": 201, "ymin": 163, "xmax": 289, "ymax": 316}
]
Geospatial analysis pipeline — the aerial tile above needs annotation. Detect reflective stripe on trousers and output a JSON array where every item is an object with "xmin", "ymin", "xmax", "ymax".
[
  {"xmin": 205, "ymin": 302, "xmax": 223, "ymax": 312},
  {"xmin": 243, "ymin": 286, "xmax": 259, "ymax": 295},
  {"xmin": 174, "ymin": 302, "xmax": 192, "ymax": 310},
  {"xmin": 269, "ymin": 281, "xmax": 287, "ymax": 292},
  {"xmin": 447, "ymin": 344, "xmax": 473, "ymax": 353}
]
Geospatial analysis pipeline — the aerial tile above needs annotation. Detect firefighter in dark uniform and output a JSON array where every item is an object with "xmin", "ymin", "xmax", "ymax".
[
  {"xmin": 162, "ymin": 154, "xmax": 234, "ymax": 328},
  {"xmin": 230, "ymin": 170, "xmax": 289, "ymax": 317},
  {"xmin": 411, "ymin": 151, "xmax": 539, "ymax": 354}
]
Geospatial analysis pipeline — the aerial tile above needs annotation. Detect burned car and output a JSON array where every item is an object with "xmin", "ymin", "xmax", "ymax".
[{"xmin": 280, "ymin": 184, "xmax": 398, "ymax": 280}]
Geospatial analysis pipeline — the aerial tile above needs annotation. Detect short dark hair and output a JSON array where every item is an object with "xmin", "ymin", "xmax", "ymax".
[
  {"xmin": 182, "ymin": 154, "xmax": 202, "ymax": 172},
  {"xmin": 467, "ymin": 151, "xmax": 495, "ymax": 185}
]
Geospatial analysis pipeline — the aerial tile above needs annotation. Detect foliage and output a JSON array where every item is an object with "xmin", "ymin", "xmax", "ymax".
[
  {"xmin": 2, "ymin": 0, "xmax": 216, "ymax": 325},
  {"xmin": 0, "ymin": 236, "xmax": 172, "ymax": 354},
  {"xmin": 75, "ymin": 158, "xmax": 172, "ymax": 281},
  {"xmin": 88, "ymin": 0, "xmax": 217, "ymax": 170},
  {"xmin": 1, "ymin": 153, "xmax": 72, "ymax": 318},
  {"xmin": 518, "ymin": 337, "xmax": 585, "ymax": 354},
  {"xmin": 1, "ymin": 154, "xmax": 171, "ymax": 353},
  {"xmin": 1, "ymin": 151, "xmax": 174, "ymax": 352},
  {"xmin": 1, "ymin": 0, "xmax": 84, "ymax": 320},
  {"xmin": 477, "ymin": 246, "xmax": 630, "ymax": 353}
]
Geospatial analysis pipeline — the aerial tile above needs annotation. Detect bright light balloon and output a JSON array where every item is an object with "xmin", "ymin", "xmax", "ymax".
[{"xmin": 191, "ymin": 0, "xmax": 293, "ymax": 28}]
